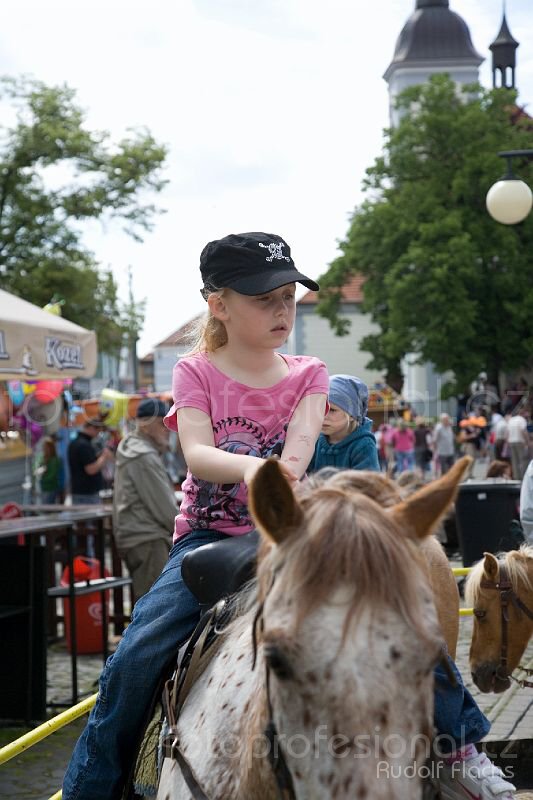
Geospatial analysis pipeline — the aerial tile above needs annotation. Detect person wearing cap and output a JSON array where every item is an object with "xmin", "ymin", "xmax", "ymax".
[
  {"xmin": 68, "ymin": 416, "xmax": 114, "ymax": 505},
  {"xmin": 63, "ymin": 232, "xmax": 328, "ymax": 800},
  {"xmin": 308, "ymin": 374, "xmax": 380, "ymax": 473},
  {"xmin": 112, "ymin": 398, "xmax": 177, "ymax": 601}
]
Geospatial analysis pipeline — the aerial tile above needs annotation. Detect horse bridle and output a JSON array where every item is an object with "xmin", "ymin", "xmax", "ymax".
[
  {"xmin": 251, "ymin": 575, "xmax": 297, "ymax": 800},
  {"xmin": 479, "ymin": 562, "xmax": 533, "ymax": 687},
  {"xmin": 162, "ymin": 573, "xmax": 296, "ymax": 800}
]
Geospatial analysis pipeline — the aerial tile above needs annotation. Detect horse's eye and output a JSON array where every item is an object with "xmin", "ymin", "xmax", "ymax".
[
  {"xmin": 265, "ymin": 644, "xmax": 293, "ymax": 680},
  {"xmin": 474, "ymin": 608, "xmax": 487, "ymax": 620}
]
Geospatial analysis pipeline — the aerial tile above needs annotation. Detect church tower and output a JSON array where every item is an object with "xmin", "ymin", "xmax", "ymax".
[
  {"xmin": 490, "ymin": 11, "xmax": 519, "ymax": 89},
  {"xmin": 384, "ymin": 0, "xmax": 484, "ymax": 127}
]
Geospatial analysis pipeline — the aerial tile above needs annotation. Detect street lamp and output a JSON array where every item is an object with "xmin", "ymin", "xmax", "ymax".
[{"xmin": 486, "ymin": 149, "xmax": 533, "ymax": 224}]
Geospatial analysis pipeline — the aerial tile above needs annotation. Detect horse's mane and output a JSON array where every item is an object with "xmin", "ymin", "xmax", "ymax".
[
  {"xmin": 256, "ymin": 469, "xmax": 439, "ymax": 647},
  {"xmin": 465, "ymin": 545, "xmax": 533, "ymax": 606}
]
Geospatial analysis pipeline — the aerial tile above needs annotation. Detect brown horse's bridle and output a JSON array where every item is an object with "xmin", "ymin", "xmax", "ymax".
[{"xmin": 479, "ymin": 562, "xmax": 533, "ymax": 688}]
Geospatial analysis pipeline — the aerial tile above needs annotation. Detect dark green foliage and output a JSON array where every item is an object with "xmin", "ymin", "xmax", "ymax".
[
  {"xmin": 0, "ymin": 76, "xmax": 168, "ymax": 353},
  {"xmin": 318, "ymin": 75, "xmax": 533, "ymax": 391}
]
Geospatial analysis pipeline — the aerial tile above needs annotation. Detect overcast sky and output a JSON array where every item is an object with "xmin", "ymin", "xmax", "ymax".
[{"xmin": 1, "ymin": 0, "xmax": 532, "ymax": 356}]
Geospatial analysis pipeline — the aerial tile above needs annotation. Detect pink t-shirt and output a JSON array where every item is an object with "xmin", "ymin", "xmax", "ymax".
[
  {"xmin": 164, "ymin": 352, "xmax": 328, "ymax": 541},
  {"xmin": 391, "ymin": 428, "xmax": 415, "ymax": 452}
]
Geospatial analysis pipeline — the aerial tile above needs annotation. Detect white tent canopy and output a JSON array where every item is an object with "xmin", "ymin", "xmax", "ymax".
[{"xmin": 0, "ymin": 289, "xmax": 97, "ymax": 380}]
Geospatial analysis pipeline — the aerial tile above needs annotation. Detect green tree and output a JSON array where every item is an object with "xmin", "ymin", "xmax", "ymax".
[
  {"xmin": 318, "ymin": 75, "xmax": 533, "ymax": 393},
  {"xmin": 0, "ymin": 76, "xmax": 167, "ymax": 353}
]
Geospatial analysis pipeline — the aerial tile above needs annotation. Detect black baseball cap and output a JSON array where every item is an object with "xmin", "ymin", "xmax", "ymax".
[{"xmin": 199, "ymin": 232, "xmax": 319, "ymax": 297}]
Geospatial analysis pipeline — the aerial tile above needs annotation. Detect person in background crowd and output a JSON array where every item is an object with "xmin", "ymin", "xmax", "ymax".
[
  {"xmin": 458, "ymin": 418, "xmax": 483, "ymax": 463},
  {"xmin": 37, "ymin": 436, "xmax": 63, "ymax": 503},
  {"xmin": 68, "ymin": 417, "xmax": 114, "ymax": 505},
  {"xmin": 486, "ymin": 460, "xmax": 513, "ymax": 479},
  {"xmin": 413, "ymin": 416, "xmax": 432, "ymax": 479},
  {"xmin": 381, "ymin": 418, "xmax": 397, "ymax": 472},
  {"xmin": 68, "ymin": 417, "xmax": 114, "ymax": 556},
  {"xmin": 494, "ymin": 413, "xmax": 510, "ymax": 462},
  {"xmin": 507, "ymin": 410, "xmax": 529, "ymax": 480},
  {"xmin": 113, "ymin": 398, "xmax": 177, "ymax": 602},
  {"xmin": 375, "ymin": 425, "xmax": 387, "ymax": 472},
  {"xmin": 469, "ymin": 370, "xmax": 488, "ymax": 415},
  {"xmin": 391, "ymin": 419, "xmax": 415, "ymax": 474},
  {"xmin": 433, "ymin": 413, "xmax": 456, "ymax": 475},
  {"xmin": 520, "ymin": 458, "xmax": 533, "ymax": 544},
  {"xmin": 308, "ymin": 374, "xmax": 380, "ymax": 473}
]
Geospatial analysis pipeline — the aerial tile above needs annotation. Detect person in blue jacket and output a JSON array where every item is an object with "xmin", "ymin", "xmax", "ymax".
[{"xmin": 308, "ymin": 373, "xmax": 380, "ymax": 472}]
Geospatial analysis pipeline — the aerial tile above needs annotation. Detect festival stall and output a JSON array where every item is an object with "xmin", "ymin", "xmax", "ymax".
[
  {"xmin": 367, "ymin": 383, "xmax": 409, "ymax": 426},
  {"xmin": 0, "ymin": 291, "xmax": 97, "ymax": 504}
]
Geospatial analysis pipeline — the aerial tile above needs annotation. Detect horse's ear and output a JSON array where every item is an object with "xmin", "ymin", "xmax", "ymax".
[
  {"xmin": 248, "ymin": 459, "xmax": 303, "ymax": 545},
  {"xmin": 389, "ymin": 456, "xmax": 472, "ymax": 541},
  {"xmin": 482, "ymin": 552, "xmax": 499, "ymax": 581}
]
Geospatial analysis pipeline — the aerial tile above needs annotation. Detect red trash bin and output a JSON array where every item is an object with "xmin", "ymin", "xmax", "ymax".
[{"xmin": 61, "ymin": 557, "xmax": 110, "ymax": 654}]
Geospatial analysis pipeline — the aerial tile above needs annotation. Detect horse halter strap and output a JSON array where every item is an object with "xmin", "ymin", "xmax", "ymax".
[
  {"xmin": 163, "ymin": 575, "xmax": 296, "ymax": 800},
  {"xmin": 480, "ymin": 562, "xmax": 533, "ymax": 680},
  {"xmin": 252, "ymin": 572, "xmax": 298, "ymax": 800}
]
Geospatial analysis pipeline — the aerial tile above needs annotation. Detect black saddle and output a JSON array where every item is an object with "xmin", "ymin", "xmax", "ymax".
[{"xmin": 181, "ymin": 530, "xmax": 260, "ymax": 608}]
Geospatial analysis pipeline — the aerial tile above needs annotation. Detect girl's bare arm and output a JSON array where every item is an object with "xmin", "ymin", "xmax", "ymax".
[{"xmin": 280, "ymin": 393, "xmax": 328, "ymax": 479}]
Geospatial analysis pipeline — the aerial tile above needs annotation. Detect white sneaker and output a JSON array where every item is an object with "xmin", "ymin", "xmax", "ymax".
[{"xmin": 439, "ymin": 749, "xmax": 516, "ymax": 799}]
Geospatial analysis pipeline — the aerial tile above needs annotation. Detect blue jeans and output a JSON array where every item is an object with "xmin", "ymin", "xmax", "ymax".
[
  {"xmin": 434, "ymin": 653, "xmax": 490, "ymax": 753},
  {"xmin": 62, "ymin": 529, "xmax": 228, "ymax": 800},
  {"xmin": 395, "ymin": 450, "xmax": 415, "ymax": 473}
]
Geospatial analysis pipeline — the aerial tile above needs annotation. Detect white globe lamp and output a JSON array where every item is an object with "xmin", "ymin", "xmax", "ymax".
[
  {"xmin": 486, "ymin": 179, "xmax": 533, "ymax": 225},
  {"xmin": 486, "ymin": 150, "xmax": 533, "ymax": 225}
]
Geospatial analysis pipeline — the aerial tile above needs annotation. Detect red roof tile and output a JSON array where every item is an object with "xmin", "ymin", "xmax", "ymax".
[{"xmin": 298, "ymin": 274, "xmax": 365, "ymax": 305}]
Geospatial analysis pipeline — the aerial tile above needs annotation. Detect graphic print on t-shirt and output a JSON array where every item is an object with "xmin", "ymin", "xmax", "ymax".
[{"xmin": 183, "ymin": 415, "xmax": 287, "ymax": 530}]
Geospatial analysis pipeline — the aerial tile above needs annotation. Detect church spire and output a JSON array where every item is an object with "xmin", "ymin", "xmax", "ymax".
[{"xmin": 489, "ymin": 8, "xmax": 519, "ymax": 89}]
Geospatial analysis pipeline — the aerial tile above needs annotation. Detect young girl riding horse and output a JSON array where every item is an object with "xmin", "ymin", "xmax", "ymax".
[{"xmin": 62, "ymin": 232, "xmax": 329, "ymax": 800}]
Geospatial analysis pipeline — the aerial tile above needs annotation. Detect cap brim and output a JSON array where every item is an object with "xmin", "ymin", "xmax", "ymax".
[{"xmin": 227, "ymin": 270, "xmax": 319, "ymax": 295}]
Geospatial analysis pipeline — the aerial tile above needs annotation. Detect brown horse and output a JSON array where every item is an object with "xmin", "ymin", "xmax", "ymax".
[
  {"xmin": 156, "ymin": 457, "xmax": 470, "ymax": 800},
  {"xmin": 304, "ymin": 466, "xmax": 461, "ymax": 659},
  {"xmin": 466, "ymin": 546, "xmax": 533, "ymax": 693}
]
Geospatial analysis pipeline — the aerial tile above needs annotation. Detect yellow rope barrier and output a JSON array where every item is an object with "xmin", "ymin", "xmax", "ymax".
[
  {"xmin": 460, "ymin": 608, "xmax": 473, "ymax": 616},
  {"xmin": 452, "ymin": 567, "xmax": 472, "ymax": 577},
  {"xmin": 48, "ymin": 791, "xmax": 62, "ymax": 800},
  {"xmin": 0, "ymin": 693, "xmax": 97, "ymax": 766}
]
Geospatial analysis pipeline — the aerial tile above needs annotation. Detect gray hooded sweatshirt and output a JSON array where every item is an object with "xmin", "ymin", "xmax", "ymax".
[{"xmin": 113, "ymin": 430, "xmax": 177, "ymax": 554}]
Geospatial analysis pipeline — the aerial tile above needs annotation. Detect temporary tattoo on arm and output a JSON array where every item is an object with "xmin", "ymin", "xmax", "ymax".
[
  {"xmin": 297, "ymin": 435, "xmax": 313, "ymax": 447},
  {"xmin": 286, "ymin": 456, "xmax": 302, "ymax": 463}
]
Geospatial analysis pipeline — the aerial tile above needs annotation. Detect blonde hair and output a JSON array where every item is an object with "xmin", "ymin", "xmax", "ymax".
[
  {"xmin": 347, "ymin": 418, "xmax": 359, "ymax": 434},
  {"xmin": 183, "ymin": 290, "xmax": 228, "ymax": 355}
]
